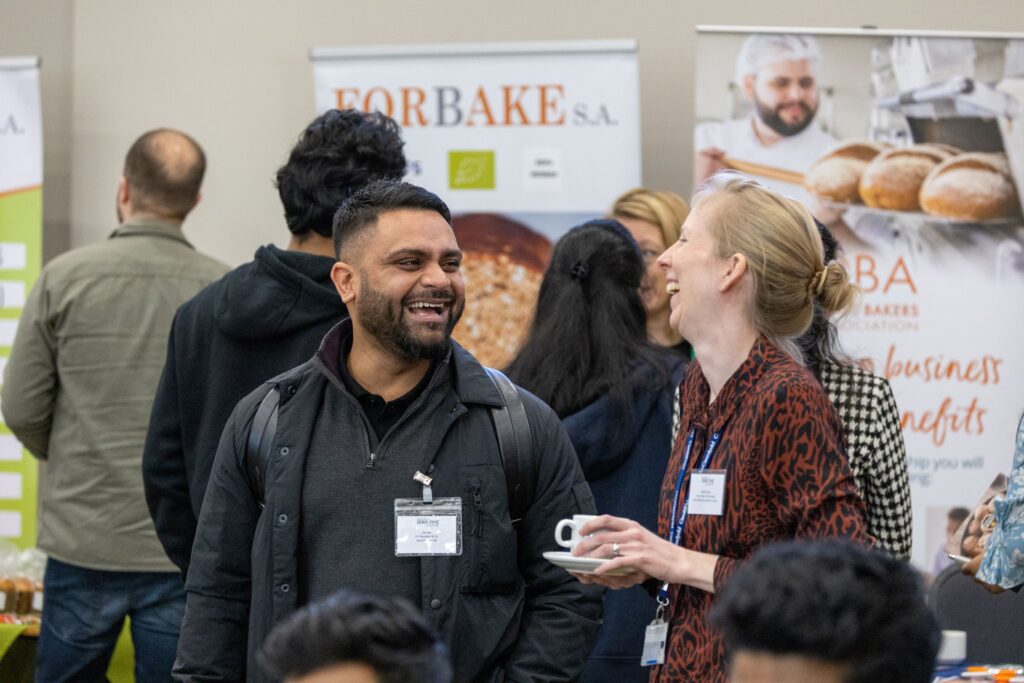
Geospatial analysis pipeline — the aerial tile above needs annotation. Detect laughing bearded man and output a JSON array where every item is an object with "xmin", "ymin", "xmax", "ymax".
[
  {"xmin": 693, "ymin": 33, "xmax": 836, "ymax": 197},
  {"xmin": 173, "ymin": 180, "xmax": 602, "ymax": 683}
]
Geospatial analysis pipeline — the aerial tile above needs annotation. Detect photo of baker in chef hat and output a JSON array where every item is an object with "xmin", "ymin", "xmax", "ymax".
[{"xmin": 694, "ymin": 33, "xmax": 837, "ymax": 196}]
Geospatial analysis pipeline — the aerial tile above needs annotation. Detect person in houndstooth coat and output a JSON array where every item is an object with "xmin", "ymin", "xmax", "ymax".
[{"xmin": 798, "ymin": 221, "xmax": 913, "ymax": 559}]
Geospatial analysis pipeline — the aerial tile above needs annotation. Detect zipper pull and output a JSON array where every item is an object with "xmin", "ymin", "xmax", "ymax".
[{"xmin": 367, "ymin": 452, "xmax": 377, "ymax": 469}]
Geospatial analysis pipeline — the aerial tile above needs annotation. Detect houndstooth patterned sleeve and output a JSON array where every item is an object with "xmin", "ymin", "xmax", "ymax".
[
  {"xmin": 821, "ymin": 363, "xmax": 913, "ymax": 559},
  {"xmin": 865, "ymin": 374, "xmax": 913, "ymax": 559}
]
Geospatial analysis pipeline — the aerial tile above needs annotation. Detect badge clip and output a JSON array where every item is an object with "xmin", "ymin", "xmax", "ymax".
[{"xmin": 414, "ymin": 471, "xmax": 434, "ymax": 504}]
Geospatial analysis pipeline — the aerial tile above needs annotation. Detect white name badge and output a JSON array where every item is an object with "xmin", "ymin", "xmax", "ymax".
[
  {"xmin": 394, "ymin": 497, "xmax": 462, "ymax": 556},
  {"xmin": 687, "ymin": 470, "xmax": 726, "ymax": 516},
  {"xmin": 640, "ymin": 618, "xmax": 668, "ymax": 666}
]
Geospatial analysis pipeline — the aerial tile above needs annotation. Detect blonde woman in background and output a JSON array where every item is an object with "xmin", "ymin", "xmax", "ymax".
[{"xmin": 611, "ymin": 189, "xmax": 691, "ymax": 357}]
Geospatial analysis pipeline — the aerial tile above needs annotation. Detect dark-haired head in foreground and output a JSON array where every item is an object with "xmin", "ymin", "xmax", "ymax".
[
  {"xmin": 259, "ymin": 590, "xmax": 452, "ymax": 683},
  {"xmin": 711, "ymin": 540, "xmax": 940, "ymax": 683},
  {"xmin": 276, "ymin": 108, "xmax": 407, "ymax": 241}
]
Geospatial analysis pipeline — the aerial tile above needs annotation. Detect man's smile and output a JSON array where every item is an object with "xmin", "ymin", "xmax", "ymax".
[{"xmin": 405, "ymin": 297, "xmax": 451, "ymax": 323}]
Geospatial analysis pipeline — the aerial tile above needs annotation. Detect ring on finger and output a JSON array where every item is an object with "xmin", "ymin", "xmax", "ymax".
[{"xmin": 611, "ymin": 542, "xmax": 621, "ymax": 558}]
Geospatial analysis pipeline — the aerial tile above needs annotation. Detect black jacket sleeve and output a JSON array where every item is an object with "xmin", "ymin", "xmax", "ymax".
[
  {"xmin": 142, "ymin": 314, "xmax": 197, "ymax": 575},
  {"xmin": 173, "ymin": 398, "xmax": 261, "ymax": 682},
  {"xmin": 501, "ymin": 392, "xmax": 604, "ymax": 682}
]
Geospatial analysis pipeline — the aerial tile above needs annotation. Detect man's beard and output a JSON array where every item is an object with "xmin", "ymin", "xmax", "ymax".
[
  {"xmin": 357, "ymin": 274, "xmax": 464, "ymax": 361},
  {"xmin": 754, "ymin": 96, "xmax": 816, "ymax": 137}
]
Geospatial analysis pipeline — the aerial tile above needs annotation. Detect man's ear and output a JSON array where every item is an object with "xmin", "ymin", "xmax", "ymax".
[
  {"xmin": 719, "ymin": 253, "xmax": 748, "ymax": 293},
  {"xmin": 117, "ymin": 176, "xmax": 130, "ymax": 205},
  {"xmin": 741, "ymin": 74, "xmax": 756, "ymax": 101},
  {"xmin": 331, "ymin": 261, "xmax": 358, "ymax": 305}
]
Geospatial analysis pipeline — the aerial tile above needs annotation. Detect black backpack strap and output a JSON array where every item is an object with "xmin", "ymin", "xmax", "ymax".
[
  {"xmin": 484, "ymin": 368, "xmax": 536, "ymax": 528},
  {"xmin": 245, "ymin": 386, "xmax": 280, "ymax": 510}
]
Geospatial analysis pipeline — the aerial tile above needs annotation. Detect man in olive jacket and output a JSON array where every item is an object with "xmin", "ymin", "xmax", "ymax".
[
  {"xmin": 2, "ymin": 129, "xmax": 228, "ymax": 680},
  {"xmin": 173, "ymin": 180, "xmax": 602, "ymax": 683}
]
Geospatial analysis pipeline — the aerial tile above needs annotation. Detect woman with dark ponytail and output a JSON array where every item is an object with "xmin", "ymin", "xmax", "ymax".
[{"xmin": 506, "ymin": 219, "xmax": 684, "ymax": 683}]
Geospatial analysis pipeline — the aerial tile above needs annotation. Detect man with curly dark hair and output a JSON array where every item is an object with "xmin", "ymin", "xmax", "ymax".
[
  {"xmin": 258, "ymin": 590, "xmax": 451, "ymax": 683},
  {"xmin": 711, "ymin": 540, "xmax": 940, "ymax": 683},
  {"xmin": 142, "ymin": 109, "xmax": 407, "ymax": 576}
]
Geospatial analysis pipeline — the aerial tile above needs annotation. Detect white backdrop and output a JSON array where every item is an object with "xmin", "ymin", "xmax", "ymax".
[{"xmin": 312, "ymin": 40, "xmax": 641, "ymax": 217}]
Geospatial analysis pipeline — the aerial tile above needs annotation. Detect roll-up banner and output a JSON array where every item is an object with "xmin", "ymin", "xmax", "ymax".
[
  {"xmin": 0, "ymin": 56, "xmax": 42, "ymax": 549},
  {"xmin": 695, "ymin": 27, "xmax": 1024, "ymax": 570},
  {"xmin": 312, "ymin": 40, "xmax": 641, "ymax": 368}
]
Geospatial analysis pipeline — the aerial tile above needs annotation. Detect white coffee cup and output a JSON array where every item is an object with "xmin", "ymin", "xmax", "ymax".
[
  {"xmin": 554, "ymin": 514, "xmax": 598, "ymax": 549},
  {"xmin": 937, "ymin": 629, "xmax": 967, "ymax": 665}
]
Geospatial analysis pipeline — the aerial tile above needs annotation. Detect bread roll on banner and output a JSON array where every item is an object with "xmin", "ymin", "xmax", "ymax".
[
  {"xmin": 920, "ymin": 153, "xmax": 1022, "ymax": 221},
  {"xmin": 858, "ymin": 144, "xmax": 957, "ymax": 211},
  {"xmin": 805, "ymin": 140, "xmax": 889, "ymax": 203},
  {"xmin": 450, "ymin": 214, "xmax": 552, "ymax": 369}
]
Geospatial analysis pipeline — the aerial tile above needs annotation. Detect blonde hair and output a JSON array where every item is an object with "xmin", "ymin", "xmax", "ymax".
[
  {"xmin": 610, "ymin": 188, "xmax": 690, "ymax": 249},
  {"xmin": 694, "ymin": 172, "xmax": 856, "ymax": 354}
]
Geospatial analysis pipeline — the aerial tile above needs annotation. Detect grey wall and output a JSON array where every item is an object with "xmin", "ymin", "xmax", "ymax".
[
  {"xmin": 1, "ymin": 0, "xmax": 73, "ymax": 262},
  {"xmin": 8, "ymin": 0, "xmax": 1024, "ymax": 265}
]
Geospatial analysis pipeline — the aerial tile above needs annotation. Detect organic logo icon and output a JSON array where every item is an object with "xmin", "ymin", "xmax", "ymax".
[{"xmin": 449, "ymin": 151, "xmax": 495, "ymax": 190}]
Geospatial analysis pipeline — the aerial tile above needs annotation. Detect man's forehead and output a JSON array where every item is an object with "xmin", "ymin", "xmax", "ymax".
[
  {"xmin": 371, "ymin": 208, "xmax": 460, "ymax": 255},
  {"xmin": 758, "ymin": 58, "xmax": 816, "ymax": 79}
]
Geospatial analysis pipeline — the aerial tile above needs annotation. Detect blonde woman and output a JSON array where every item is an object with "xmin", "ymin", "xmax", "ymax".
[
  {"xmin": 610, "ymin": 189, "xmax": 691, "ymax": 355},
  {"xmin": 574, "ymin": 173, "xmax": 870, "ymax": 682}
]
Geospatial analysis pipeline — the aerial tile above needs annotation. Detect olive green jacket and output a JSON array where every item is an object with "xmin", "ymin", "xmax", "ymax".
[{"xmin": 1, "ymin": 219, "xmax": 228, "ymax": 571}]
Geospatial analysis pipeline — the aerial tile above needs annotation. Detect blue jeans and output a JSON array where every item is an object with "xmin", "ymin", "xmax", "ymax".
[{"xmin": 36, "ymin": 558, "xmax": 185, "ymax": 683}]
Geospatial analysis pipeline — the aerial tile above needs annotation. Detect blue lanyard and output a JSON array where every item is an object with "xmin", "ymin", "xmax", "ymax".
[{"xmin": 657, "ymin": 427, "xmax": 722, "ymax": 610}]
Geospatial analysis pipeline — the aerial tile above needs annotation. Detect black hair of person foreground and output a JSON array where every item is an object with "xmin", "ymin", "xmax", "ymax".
[
  {"xmin": 711, "ymin": 540, "xmax": 940, "ymax": 683},
  {"xmin": 505, "ymin": 219, "xmax": 670, "ymax": 420},
  {"xmin": 277, "ymin": 108, "xmax": 407, "ymax": 238},
  {"xmin": 259, "ymin": 590, "xmax": 452, "ymax": 683}
]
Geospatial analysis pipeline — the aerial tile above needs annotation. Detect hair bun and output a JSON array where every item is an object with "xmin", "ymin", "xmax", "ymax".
[
  {"xmin": 814, "ymin": 261, "xmax": 857, "ymax": 315},
  {"xmin": 811, "ymin": 267, "xmax": 829, "ymax": 296}
]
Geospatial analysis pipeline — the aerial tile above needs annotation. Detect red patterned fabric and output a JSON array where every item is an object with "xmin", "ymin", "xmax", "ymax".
[{"xmin": 651, "ymin": 338, "xmax": 871, "ymax": 683}]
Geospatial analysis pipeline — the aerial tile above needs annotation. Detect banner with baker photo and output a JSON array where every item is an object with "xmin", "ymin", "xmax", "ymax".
[
  {"xmin": 311, "ymin": 40, "xmax": 641, "ymax": 368},
  {"xmin": 0, "ymin": 57, "xmax": 42, "ymax": 550},
  {"xmin": 695, "ymin": 27, "xmax": 1024, "ymax": 570}
]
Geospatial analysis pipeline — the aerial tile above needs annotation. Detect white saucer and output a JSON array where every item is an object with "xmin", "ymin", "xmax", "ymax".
[{"xmin": 543, "ymin": 550, "xmax": 636, "ymax": 577}]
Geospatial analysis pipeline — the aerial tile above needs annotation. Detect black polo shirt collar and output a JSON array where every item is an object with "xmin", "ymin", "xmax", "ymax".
[{"xmin": 336, "ymin": 335, "xmax": 437, "ymax": 441}]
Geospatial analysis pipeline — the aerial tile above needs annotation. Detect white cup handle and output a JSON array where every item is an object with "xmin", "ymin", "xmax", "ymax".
[{"xmin": 554, "ymin": 520, "xmax": 576, "ymax": 548}]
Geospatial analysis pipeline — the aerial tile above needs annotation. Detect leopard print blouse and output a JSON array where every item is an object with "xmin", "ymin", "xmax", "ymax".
[{"xmin": 653, "ymin": 338, "xmax": 871, "ymax": 683}]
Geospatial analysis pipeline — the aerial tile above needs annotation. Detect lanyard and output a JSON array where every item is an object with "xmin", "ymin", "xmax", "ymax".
[{"xmin": 656, "ymin": 427, "xmax": 722, "ymax": 616}]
